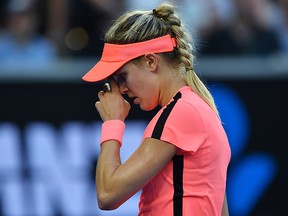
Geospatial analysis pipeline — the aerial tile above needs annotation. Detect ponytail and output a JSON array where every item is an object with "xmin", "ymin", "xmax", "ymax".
[{"xmin": 154, "ymin": 3, "xmax": 220, "ymax": 119}]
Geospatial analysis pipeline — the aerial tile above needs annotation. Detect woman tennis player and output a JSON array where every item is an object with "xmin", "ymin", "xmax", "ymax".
[{"xmin": 82, "ymin": 3, "xmax": 230, "ymax": 216}]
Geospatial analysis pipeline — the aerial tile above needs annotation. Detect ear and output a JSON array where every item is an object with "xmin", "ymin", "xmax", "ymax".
[{"xmin": 143, "ymin": 52, "xmax": 158, "ymax": 72}]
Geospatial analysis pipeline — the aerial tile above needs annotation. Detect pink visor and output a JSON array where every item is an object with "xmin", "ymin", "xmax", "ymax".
[{"xmin": 82, "ymin": 34, "xmax": 177, "ymax": 82}]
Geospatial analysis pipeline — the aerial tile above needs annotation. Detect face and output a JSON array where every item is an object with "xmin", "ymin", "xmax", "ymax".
[{"xmin": 113, "ymin": 59, "xmax": 159, "ymax": 111}]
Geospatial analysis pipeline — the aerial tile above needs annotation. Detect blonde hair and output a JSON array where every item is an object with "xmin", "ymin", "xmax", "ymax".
[{"xmin": 105, "ymin": 3, "xmax": 220, "ymax": 118}]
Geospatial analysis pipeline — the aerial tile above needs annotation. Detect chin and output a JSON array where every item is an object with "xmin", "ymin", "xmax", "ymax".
[{"xmin": 139, "ymin": 103, "xmax": 157, "ymax": 111}]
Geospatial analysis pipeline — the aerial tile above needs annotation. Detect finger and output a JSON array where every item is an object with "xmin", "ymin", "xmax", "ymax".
[
  {"xmin": 95, "ymin": 101, "xmax": 101, "ymax": 110},
  {"xmin": 98, "ymin": 90, "xmax": 104, "ymax": 99},
  {"xmin": 108, "ymin": 77, "xmax": 120, "ymax": 93},
  {"xmin": 95, "ymin": 101, "xmax": 105, "ymax": 121},
  {"xmin": 103, "ymin": 83, "xmax": 111, "ymax": 93},
  {"xmin": 124, "ymin": 100, "xmax": 131, "ymax": 110},
  {"xmin": 95, "ymin": 101, "xmax": 104, "ymax": 114}
]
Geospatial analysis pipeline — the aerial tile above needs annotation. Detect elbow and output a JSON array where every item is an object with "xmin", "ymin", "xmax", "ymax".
[
  {"xmin": 98, "ymin": 201, "xmax": 118, "ymax": 210},
  {"xmin": 97, "ymin": 192, "xmax": 120, "ymax": 210}
]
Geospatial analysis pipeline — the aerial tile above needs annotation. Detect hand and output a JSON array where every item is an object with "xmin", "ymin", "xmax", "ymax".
[{"xmin": 95, "ymin": 78, "xmax": 130, "ymax": 122}]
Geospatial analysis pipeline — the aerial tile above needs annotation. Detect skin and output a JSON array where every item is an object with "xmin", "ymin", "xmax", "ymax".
[
  {"xmin": 222, "ymin": 195, "xmax": 229, "ymax": 216},
  {"xmin": 95, "ymin": 53, "xmax": 229, "ymax": 215}
]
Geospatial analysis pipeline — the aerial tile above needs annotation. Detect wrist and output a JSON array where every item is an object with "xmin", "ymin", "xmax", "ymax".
[{"xmin": 100, "ymin": 120, "xmax": 125, "ymax": 147}]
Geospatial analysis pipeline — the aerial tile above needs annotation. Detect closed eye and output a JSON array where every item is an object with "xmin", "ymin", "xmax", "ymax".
[{"xmin": 113, "ymin": 72, "xmax": 127, "ymax": 84}]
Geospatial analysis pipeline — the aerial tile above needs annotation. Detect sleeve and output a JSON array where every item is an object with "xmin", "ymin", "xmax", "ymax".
[{"xmin": 160, "ymin": 100, "xmax": 207, "ymax": 154}]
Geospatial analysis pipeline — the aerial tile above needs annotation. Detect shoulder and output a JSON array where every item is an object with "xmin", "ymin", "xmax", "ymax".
[
  {"xmin": 152, "ymin": 90, "xmax": 209, "ymax": 153},
  {"xmin": 168, "ymin": 88, "xmax": 208, "ymax": 123}
]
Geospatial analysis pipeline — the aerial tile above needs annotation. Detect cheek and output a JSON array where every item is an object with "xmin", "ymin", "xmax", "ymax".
[{"xmin": 139, "ymin": 89, "xmax": 159, "ymax": 111}]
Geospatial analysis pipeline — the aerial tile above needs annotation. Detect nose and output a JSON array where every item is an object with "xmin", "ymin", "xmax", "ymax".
[{"xmin": 119, "ymin": 83, "xmax": 129, "ymax": 94}]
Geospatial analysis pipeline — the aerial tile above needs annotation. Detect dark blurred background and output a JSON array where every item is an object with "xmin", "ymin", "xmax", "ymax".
[{"xmin": 0, "ymin": 0, "xmax": 288, "ymax": 216}]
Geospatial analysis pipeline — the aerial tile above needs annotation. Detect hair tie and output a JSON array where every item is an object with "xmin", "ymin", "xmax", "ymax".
[
  {"xmin": 186, "ymin": 66, "xmax": 194, "ymax": 72},
  {"xmin": 152, "ymin": 9, "xmax": 158, "ymax": 16},
  {"xmin": 152, "ymin": 8, "xmax": 164, "ymax": 20}
]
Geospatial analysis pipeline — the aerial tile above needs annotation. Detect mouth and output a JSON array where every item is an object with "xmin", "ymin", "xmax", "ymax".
[{"xmin": 129, "ymin": 96, "xmax": 138, "ymax": 104}]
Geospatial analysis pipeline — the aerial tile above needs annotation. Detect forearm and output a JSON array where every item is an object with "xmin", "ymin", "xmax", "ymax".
[
  {"xmin": 96, "ymin": 141, "xmax": 123, "ymax": 209},
  {"xmin": 96, "ymin": 139, "xmax": 142, "ymax": 210}
]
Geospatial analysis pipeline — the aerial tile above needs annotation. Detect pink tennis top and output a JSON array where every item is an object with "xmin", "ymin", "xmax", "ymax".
[{"xmin": 138, "ymin": 86, "xmax": 231, "ymax": 216}]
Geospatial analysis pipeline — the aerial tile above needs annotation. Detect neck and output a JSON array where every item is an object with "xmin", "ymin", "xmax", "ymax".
[{"xmin": 158, "ymin": 72, "xmax": 187, "ymax": 107}]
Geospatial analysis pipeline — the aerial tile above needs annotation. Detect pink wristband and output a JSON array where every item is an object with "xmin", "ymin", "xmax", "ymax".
[{"xmin": 100, "ymin": 120, "xmax": 125, "ymax": 147}]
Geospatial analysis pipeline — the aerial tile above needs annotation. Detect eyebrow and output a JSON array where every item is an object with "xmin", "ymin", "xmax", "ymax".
[{"xmin": 114, "ymin": 69, "xmax": 126, "ymax": 75}]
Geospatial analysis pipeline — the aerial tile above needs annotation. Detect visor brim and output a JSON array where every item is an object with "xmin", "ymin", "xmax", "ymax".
[{"xmin": 82, "ymin": 60, "xmax": 127, "ymax": 82}]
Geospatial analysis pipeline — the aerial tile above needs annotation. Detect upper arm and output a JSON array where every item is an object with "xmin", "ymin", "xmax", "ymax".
[
  {"xmin": 116, "ymin": 137, "xmax": 177, "ymax": 190},
  {"xmin": 222, "ymin": 194, "xmax": 229, "ymax": 216}
]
